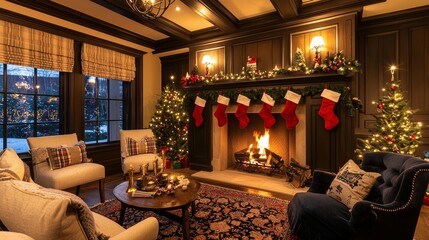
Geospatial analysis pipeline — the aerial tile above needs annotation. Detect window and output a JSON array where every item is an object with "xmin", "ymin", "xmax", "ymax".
[
  {"xmin": 84, "ymin": 76, "xmax": 123, "ymax": 144},
  {"xmin": 0, "ymin": 63, "xmax": 60, "ymax": 153}
]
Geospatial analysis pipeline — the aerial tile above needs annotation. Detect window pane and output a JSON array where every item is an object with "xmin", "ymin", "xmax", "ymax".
[
  {"xmin": 109, "ymin": 100, "xmax": 122, "ymax": 121},
  {"xmin": 7, "ymin": 124, "xmax": 33, "ymax": 153},
  {"xmin": 0, "ymin": 124, "xmax": 3, "ymax": 148},
  {"xmin": 37, "ymin": 123, "xmax": 59, "ymax": 136},
  {"xmin": 109, "ymin": 121, "xmax": 121, "ymax": 141},
  {"xmin": 99, "ymin": 121, "xmax": 108, "ymax": 143},
  {"xmin": 98, "ymin": 78, "xmax": 108, "ymax": 98},
  {"xmin": 85, "ymin": 122, "xmax": 97, "ymax": 143},
  {"xmin": 85, "ymin": 76, "xmax": 96, "ymax": 98},
  {"xmin": 7, "ymin": 65, "xmax": 34, "ymax": 94},
  {"xmin": 37, "ymin": 69, "xmax": 60, "ymax": 95},
  {"xmin": 0, "ymin": 64, "xmax": 3, "ymax": 92},
  {"xmin": 85, "ymin": 99, "xmax": 97, "ymax": 121},
  {"xmin": 37, "ymin": 96, "xmax": 59, "ymax": 122},
  {"xmin": 98, "ymin": 100, "xmax": 108, "ymax": 121},
  {"xmin": 7, "ymin": 94, "xmax": 34, "ymax": 123},
  {"xmin": 109, "ymin": 80, "xmax": 122, "ymax": 99}
]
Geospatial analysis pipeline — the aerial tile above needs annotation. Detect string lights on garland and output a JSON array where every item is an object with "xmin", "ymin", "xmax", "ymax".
[
  {"xmin": 355, "ymin": 66, "xmax": 422, "ymax": 158},
  {"xmin": 180, "ymin": 51, "xmax": 360, "ymax": 87}
]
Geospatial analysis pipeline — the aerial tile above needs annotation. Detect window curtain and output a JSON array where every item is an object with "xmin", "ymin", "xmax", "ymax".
[
  {"xmin": 0, "ymin": 20, "xmax": 74, "ymax": 72},
  {"xmin": 81, "ymin": 43, "xmax": 135, "ymax": 81}
]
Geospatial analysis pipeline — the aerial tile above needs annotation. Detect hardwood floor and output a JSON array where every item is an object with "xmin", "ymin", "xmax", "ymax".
[{"xmin": 74, "ymin": 169, "xmax": 429, "ymax": 239}]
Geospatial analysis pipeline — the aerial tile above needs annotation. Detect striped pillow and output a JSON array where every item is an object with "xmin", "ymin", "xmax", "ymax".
[
  {"xmin": 46, "ymin": 146, "xmax": 83, "ymax": 170},
  {"xmin": 144, "ymin": 136, "xmax": 157, "ymax": 154},
  {"xmin": 75, "ymin": 141, "xmax": 91, "ymax": 163},
  {"xmin": 126, "ymin": 137, "xmax": 146, "ymax": 156}
]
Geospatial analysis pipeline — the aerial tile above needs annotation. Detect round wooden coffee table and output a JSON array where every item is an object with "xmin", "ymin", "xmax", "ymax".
[{"xmin": 113, "ymin": 179, "xmax": 200, "ymax": 240}]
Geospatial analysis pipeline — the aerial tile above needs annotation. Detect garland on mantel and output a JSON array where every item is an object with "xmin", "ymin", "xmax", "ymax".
[
  {"xmin": 181, "ymin": 51, "xmax": 361, "ymax": 87},
  {"xmin": 185, "ymin": 85, "xmax": 362, "ymax": 117}
]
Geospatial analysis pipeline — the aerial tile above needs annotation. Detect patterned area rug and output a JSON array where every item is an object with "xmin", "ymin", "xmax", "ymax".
[{"xmin": 91, "ymin": 183, "xmax": 291, "ymax": 239}]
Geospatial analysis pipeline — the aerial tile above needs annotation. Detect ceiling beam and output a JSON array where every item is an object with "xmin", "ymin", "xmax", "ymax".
[
  {"xmin": 271, "ymin": 0, "xmax": 300, "ymax": 20},
  {"xmin": 181, "ymin": 0, "xmax": 238, "ymax": 33},
  {"xmin": 93, "ymin": 0, "xmax": 192, "ymax": 41}
]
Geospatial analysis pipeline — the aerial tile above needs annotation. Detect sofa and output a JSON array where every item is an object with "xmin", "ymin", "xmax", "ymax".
[
  {"xmin": 287, "ymin": 152, "xmax": 429, "ymax": 240},
  {"xmin": 0, "ymin": 148, "xmax": 159, "ymax": 240}
]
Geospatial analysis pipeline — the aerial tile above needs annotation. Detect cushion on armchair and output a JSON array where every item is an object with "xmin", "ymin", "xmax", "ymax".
[
  {"xmin": 326, "ymin": 160, "xmax": 380, "ymax": 209},
  {"xmin": 0, "ymin": 148, "xmax": 25, "ymax": 181}
]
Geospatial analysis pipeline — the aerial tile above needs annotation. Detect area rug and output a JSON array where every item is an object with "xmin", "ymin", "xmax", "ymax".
[{"xmin": 91, "ymin": 183, "xmax": 291, "ymax": 239}]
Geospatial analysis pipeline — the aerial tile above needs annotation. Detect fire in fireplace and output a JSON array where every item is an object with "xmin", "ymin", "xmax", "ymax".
[{"xmin": 234, "ymin": 129, "xmax": 285, "ymax": 175}]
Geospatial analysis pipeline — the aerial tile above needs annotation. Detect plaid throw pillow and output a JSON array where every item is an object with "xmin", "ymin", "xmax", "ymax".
[
  {"xmin": 46, "ymin": 146, "xmax": 82, "ymax": 170},
  {"xmin": 144, "ymin": 136, "xmax": 157, "ymax": 154},
  {"xmin": 75, "ymin": 141, "xmax": 91, "ymax": 163},
  {"xmin": 126, "ymin": 137, "xmax": 146, "ymax": 156}
]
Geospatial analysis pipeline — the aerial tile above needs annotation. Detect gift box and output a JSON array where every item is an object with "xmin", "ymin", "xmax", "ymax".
[
  {"xmin": 172, "ymin": 161, "xmax": 182, "ymax": 169},
  {"xmin": 180, "ymin": 158, "xmax": 189, "ymax": 168},
  {"xmin": 165, "ymin": 159, "xmax": 171, "ymax": 169}
]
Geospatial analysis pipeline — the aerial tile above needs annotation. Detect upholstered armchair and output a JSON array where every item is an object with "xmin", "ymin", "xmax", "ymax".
[
  {"xmin": 287, "ymin": 152, "xmax": 429, "ymax": 240},
  {"xmin": 27, "ymin": 133, "xmax": 106, "ymax": 202},
  {"xmin": 0, "ymin": 148, "xmax": 159, "ymax": 240},
  {"xmin": 120, "ymin": 129, "xmax": 162, "ymax": 176}
]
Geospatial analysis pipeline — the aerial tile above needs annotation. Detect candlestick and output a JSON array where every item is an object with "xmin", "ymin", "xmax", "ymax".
[{"xmin": 126, "ymin": 165, "xmax": 137, "ymax": 194}]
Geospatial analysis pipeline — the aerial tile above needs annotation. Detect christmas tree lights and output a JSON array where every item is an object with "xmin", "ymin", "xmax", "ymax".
[
  {"xmin": 356, "ymin": 66, "xmax": 422, "ymax": 158},
  {"xmin": 149, "ymin": 85, "xmax": 189, "ymax": 162}
]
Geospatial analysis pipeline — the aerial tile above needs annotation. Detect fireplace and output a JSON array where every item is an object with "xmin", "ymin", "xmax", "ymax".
[{"xmin": 211, "ymin": 103, "xmax": 307, "ymax": 172}]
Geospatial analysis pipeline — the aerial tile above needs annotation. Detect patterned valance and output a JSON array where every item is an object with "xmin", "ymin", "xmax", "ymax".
[
  {"xmin": 0, "ymin": 20, "xmax": 74, "ymax": 72},
  {"xmin": 81, "ymin": 43, "xmax": 135, "ymax": 81}
]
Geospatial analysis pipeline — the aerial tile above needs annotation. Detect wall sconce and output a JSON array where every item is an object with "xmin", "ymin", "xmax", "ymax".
[
  {"xmin": 310, "ymin": 36, "xmax": 325, "ymax": 67},
  {"xmin": 202, "ymin": 55, "xmax": 212, "ymax": 77}
]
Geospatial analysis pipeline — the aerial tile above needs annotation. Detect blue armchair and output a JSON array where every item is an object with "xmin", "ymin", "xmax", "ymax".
[{"xmin": 287, "ymin": 152, "xmax": 429, "ymax": 240}]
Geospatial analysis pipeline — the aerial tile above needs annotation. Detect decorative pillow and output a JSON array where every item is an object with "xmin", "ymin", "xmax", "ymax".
[
  {"xmin": 326, "ymin": 160, "xmax": 381, "ymax": 209},
  {"xmin": 30, "ymin": 147, "xmax": 49, "ymax": 166},
  {"xmin": 46, "ymin": 146, "xmax": 83, "ymax": 170},
  {"xmin": 144, "ymin": 136, "xmax": 157, "ymax": 154},
  {"xmin": 75, "ymin": 141, "xmax": 91, "ymax": 163},
  {"xmin": 126, "ymin": 137, "xmax": 145, "ymax": 156},
  {"xmin": 0, "ymin": 148, "xmax": 25, "ymax": 180}
]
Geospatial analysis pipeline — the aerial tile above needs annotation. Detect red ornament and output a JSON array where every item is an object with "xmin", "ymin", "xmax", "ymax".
[
  {"xmin": 390, "ymin": 85, "xmax": 397, "ymax": 91},
  {"xmin": 377, "ymin": 103, "xmax": 384, "ymax": 109},
  {"xmin": 410, "ymin": 135, "xmax": 416, "ymax": 141}
]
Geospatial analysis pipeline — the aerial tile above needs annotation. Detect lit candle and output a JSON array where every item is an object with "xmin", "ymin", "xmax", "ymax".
[
  {"xmin": 162, "ymin": 173, "xmax": 169, "ymax": 179},
  {"xmin": 147, "ymin": 181, "xmax": 155, "ymax": 186}
]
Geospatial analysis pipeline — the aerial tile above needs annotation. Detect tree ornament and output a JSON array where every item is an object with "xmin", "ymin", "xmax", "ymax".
[
  {"xmin": 259, "ymin": 92, "xmax": 276, "ymax": 129},
  {"xmin": 214, "ymin": 95, "xmax": 230, "ymax": 127},
  {"xmin": 390, "ymin": 84, "xmax": 397, "ymax": 91},
  {"xmin": 318, "ymin": 89, "xmax": 341, "ymax": 131},
  {"xmin": 281, "ymin": 90, "xmax": 301, "ymax": 129},
  {"xmin": 410, "ymin": 135, "xmax": 416, "ymax": 141}
]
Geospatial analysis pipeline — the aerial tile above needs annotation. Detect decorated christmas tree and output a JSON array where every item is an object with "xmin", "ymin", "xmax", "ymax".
[
  {"xmin": 356, "ymin": 66, "xmax": 422, "ymax": 158},
  {"xmin": 292, "ymin": 48, "xmax": 307, "ymax": 71},
  {"xmin": 149, "ymin": 85, "xmax": 189, "ymax": 163}
]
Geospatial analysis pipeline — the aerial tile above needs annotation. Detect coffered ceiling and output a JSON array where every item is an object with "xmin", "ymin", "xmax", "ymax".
[{"xmin": 3, "ymin": 0, "xmax": 429, "ymax": 53}]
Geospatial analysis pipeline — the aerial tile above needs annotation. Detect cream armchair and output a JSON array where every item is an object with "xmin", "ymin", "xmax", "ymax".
[
  {"xmin": 0, "ymin": 180, "xmax": 159, "ymax": 240},
  {"xmin": 120, "ymin": 129, "xmax": 162, "ymax": 175},
  {"xmin": 27, "ymin": 133, "xmax": 105, "ymax": 202}
]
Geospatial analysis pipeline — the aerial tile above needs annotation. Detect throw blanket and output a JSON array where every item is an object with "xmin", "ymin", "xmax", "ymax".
[{"xmin": 8, "ymin": 180, "xmax": 108, "ymax": 240}]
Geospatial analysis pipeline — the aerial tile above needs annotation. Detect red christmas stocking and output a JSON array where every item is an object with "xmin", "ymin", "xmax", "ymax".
[
  {"xmin": 318, "ymin": 89, "xmax": 341, "ymax": 131},
  {"xmin": 281, "ymin": 90, "xmax": 301, "ymax": 129},
  {"xmin": 214, "ymin": 95, "xmax": 230, "ymax": 127},
  {"xmin": 235, "ymin": 94, "xmax": 251, "ymax": 129},
  {"xmin": 192, "ymin": 96, "xmax": 206, "ymax": 127},
  {"xmin": 259, "ymin": 92, "xmax": 276, "ymax": 129}
]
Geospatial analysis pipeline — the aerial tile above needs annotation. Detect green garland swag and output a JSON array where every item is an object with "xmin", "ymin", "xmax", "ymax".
[{"xmin": 185, "ymin": 85, "xmax": 361, "ymax": 117}]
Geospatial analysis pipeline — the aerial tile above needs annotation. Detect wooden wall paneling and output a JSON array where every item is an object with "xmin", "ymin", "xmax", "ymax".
[
  {"xmin": 188, "ymin": 103, "xmax": 213, "ymax": 171},
  {"xmin": 195, "ymin": 47, "xmax": 225, "ymax": 76},
  {"xmin": 358, "ymin": 32, "xmax": 398, "ymax": 131},
  {"xmin": 290, "ymin": 25, "xmax": 338, "ymax": 67},
  {"xmin": 160, "ymin": 53, "xmax": 189, "ymax": 89},
  {"xmin": 231, "ymin": 37, "xmax": 283, "ymax": 73}
]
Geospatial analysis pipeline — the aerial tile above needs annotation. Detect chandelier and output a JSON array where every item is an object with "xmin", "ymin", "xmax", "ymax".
[{"xmin": 126, "ymin": 0, "xmax": 175, "ymax": 20}]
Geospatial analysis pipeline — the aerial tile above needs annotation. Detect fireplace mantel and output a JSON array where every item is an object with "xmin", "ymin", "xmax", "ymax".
[
  {"xmin": 184, "ymin": 73, "xmax": 351, "ymax": 92},
  {"xmin": 185, "ymin": 72, "xmax": 355, "ymax": 173}
]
